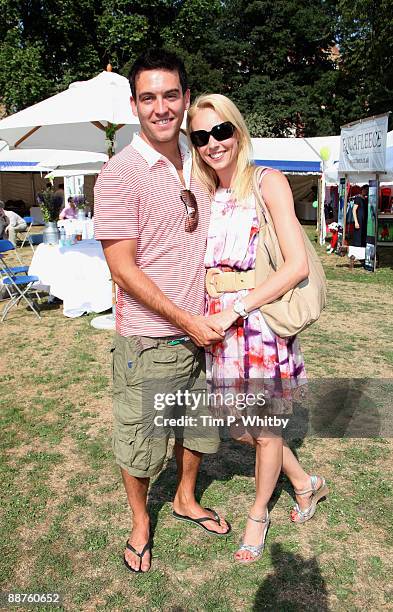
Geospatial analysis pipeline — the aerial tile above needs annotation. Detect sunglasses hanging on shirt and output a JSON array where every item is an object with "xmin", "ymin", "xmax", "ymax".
[
  {"xmin": 180, "ymin": 189, "xmax": 199, "ymax": 233},
  {"xmin": 190, "ymin": 121, "xmax": 236, "ymax": 148}
]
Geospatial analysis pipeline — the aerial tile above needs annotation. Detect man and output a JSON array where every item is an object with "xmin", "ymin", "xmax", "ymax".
[
  {"xmin": 352, "ymin": 184, "xmax": 368, "ymax": 249},
  {"xmin": 94, "ymin": 50, "xmax": 229, "ymax": 574},
  {"xmin": 0, "ymin": 202, "xmax": 27, "ymax": 246},
  {"xmin": 0, "ymin": 201, "xmax": 9, "ymax": 239}
]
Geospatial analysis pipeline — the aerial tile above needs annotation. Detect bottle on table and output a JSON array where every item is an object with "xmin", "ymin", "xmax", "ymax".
[{"xmin": 59, "ymin": 228, "xmax": 66, "ymax": 247}]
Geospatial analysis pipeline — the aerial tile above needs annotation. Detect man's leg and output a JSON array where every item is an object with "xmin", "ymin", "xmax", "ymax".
[
  {"xmin": 7, "ymin": 225, "xmax": 17, "ymax": 246},
  {"xmin": 171, "ymin": 344, "xmax": 229, "ymax": 533},
  {"xmin": 172, "ymin": 443, "xmax": 229, "ymax": 533},
  {"xmin": 121, "ymin": 469, "xmax": 151, "ymax": 572},
  {"xmin": 112, "ymin": 334, "xmax": 166, "ymax": 573},
  {"xmin": 11, "ymin": 222, "xmax": 27, "ymax": 246}
]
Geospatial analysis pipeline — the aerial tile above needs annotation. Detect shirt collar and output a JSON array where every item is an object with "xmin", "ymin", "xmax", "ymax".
[{"xmin": 131, "ymin": 132, "xmax": 191, "ymax": 168}]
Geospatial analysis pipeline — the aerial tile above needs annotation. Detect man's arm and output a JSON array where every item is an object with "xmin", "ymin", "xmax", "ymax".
[
  {"xmin": 0, "ymin": 209, "xmax": 9, "ymax": 229},
  {"xmin": 4, "ymin": 212, "xmax": 17, "ymax": 227},
  {"xmin": 102, "ymin": 239, "xmax": 224, "ymax": 347}
]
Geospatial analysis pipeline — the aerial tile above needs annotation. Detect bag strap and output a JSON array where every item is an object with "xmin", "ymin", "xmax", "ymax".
[
  {"xmin": 252, "ymin": 166, "xmax": 276, "ymax": 227},
  {"xmin": 252, "ymin": 166, "xmax": 279, "ymax": 270}
]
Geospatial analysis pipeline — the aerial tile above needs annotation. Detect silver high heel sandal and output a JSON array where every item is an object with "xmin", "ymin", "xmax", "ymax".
[
  {"xmin": 290, "ymin": 475, "xmax": 329, "ymax": 524},
  {"xmin": 235, "ymin": 511, "xmax": 270, "ymax": 564}
]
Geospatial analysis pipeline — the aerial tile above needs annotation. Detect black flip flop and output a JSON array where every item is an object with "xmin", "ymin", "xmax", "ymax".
[
  {"xmin": 123, "ymin": 540, "xmax": 152, "ymax": 573},
  {"xmin": 172, "ymin": 507, "xmax": 231, "ymax": 536}
]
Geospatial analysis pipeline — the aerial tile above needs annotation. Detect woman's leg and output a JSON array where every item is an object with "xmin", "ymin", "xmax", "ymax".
[
  {"xmin": 235, "ymin": 434, "xmax": 282, "ymax": 562},
  {"xmin": 230, "ymin": 429, "xmax": 324, "ymax": 521},
  {"xmin": 282, "ymin": 442, "xmax": 324, "ymax": 517}
]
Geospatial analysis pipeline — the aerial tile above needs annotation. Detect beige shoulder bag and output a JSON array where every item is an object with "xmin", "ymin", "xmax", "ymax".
[{"xmin": 253, "ymin": 166, "xmax": 327, "ymax": 338}]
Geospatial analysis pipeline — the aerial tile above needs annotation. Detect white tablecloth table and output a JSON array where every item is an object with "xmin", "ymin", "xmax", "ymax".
[
  {"xmin": 28, "ymin": 239, "xmax": 112, "ymax": 317},
  {"xmin": 57, "ymin": 218, "xmax": 95, "ymax": 239}
]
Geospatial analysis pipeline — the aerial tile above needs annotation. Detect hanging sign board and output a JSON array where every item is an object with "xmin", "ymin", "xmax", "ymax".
[
  {"xmin": 337, "ymin": 177, "xmax": 347, "ymax": 250},
  {"xmin": 339, "ymin": 114, "xmax": 389, "ymax": 173},
  {"xmin": 364, "ymin": 179, "xmax": 378, "ymax": 272}
]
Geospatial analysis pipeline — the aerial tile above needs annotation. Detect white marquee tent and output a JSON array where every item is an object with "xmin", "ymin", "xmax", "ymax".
[
  {"xmin": 0, "ymin": 71, "xmax": 139, "ymax": 153},
  {"xmin": 252, "ymin": 135, "xmax": 340, "ymax": 174},
  {"xmin": 252, "ymin": 135, "xmax": 340, "ymax": 219}
]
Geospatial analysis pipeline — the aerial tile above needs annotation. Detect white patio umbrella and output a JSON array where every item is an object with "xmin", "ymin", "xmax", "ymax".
[
  {"xmin": 0, "ymin": 147, "xmax": 107, "ymax": 169},
  {"xmin": 45, "ymin": 163, "xmax": 105, "ymax": 178},
  {"xmin": 0, "ymin": 70, "xmax": 139, "ymax": 154}
]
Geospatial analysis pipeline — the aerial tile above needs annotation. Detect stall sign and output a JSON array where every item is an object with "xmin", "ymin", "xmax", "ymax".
[{"xmin": 339, "ymin": 114, "xmax": 388, "ymax": 173}]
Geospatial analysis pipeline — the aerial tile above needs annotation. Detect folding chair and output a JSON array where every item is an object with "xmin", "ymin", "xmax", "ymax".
[
  {"xmin": 0, "ymin": 256, "xmax": 41, "ymax": 321},
  {"xmin": 0, "ymin": 239, "xmax": 29, "ymax": 275},
  {"xmin": 19, "ymin": 216, "xmax": 35, "ymax": 249},
  {"xmin": 28, "ymin": 234, "xmax": 44, "ymax": 252}
]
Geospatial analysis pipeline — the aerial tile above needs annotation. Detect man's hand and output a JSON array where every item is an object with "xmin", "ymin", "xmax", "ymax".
[
  {"xmin": 182, "ymin": 314, "xmax": 225, "ymax": 347},
  {"xmin": 102, "ymin": 239, "xmax": 226, "ymax": 347},
  {"xmin": 355, "ymin": 222, "xmax": 360, "ymax": 230},
  {"xmin": 205, "ymin": 308, "xmax": 239, "ymax": 333}
]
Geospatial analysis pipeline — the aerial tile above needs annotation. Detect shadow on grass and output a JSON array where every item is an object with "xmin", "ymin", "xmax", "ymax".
[
  {"xmin": 253, "ymin": 543, "xmax": 329, "ymax": 611},
  {"xmin": 146, "ymin": 434, "xmax": 308, "ymax": 539},
  {"xmin": 147, "ymin": 438, "xmax": 257, "ymax": 537}
]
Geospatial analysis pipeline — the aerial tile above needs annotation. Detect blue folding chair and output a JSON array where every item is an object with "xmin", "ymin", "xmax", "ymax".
[
  {"xmin": 19, "ymin": 216, "xmax": 35, "ymax": 249},
  {"xmin": 0, "ymin": 255, "xmax": 41, "ymax": 321},
  {"xmin": 0, "ymin": 239, "xmax": 29, "ymax": 275},
  {"xmin": 28, "ymin": 234, "xmax": 44, "ymax": 252},
  {"xmin": 1, "ymin": 275, "xmax": 41, "ymax": 321}
]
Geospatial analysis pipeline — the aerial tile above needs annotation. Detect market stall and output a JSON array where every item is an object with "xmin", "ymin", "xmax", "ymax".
[
  {"xmin": 252, "ymin": 135, "xmax": 340, "ymax": 223},
  {"xmin": 323, "ymin": 117, "xmax": 392, "ymax": 270}
]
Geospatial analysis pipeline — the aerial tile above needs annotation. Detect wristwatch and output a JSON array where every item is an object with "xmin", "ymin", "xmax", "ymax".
[{"xmin": 233, "ymin": 299, "xmax": 248, "ymax": 319}]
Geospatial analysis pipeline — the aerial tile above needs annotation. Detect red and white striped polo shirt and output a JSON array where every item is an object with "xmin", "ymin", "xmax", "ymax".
[{"xmin": 94, "ymin": 133, "xmax": 210, "ymax": 337}]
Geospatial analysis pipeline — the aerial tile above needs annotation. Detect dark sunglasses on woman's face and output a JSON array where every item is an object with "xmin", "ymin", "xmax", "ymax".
[{"xmin": 190, "ymin": 121, "xmax": 235, "ymax": 148}]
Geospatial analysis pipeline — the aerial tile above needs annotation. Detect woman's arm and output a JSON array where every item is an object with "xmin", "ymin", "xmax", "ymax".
[
  {"xmin": 207, "ymin": 171, "xmax": 309, "ymax": 330},
  {"xmin": 241, "ymin": 171, "xmax": 308, "ymax": 312},
  {"xmin": 353, "ymin": 203, "xmax": 360, "ymax": 229}
]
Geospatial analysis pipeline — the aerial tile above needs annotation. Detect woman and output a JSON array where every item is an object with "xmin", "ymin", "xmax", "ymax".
[
  {"xmin": 59, "ymin": 196, "xmax": 77, "ymax": 220},
  {"xmin": 187, "ymin": 94, "xmax": 328, "ymax": 564}
]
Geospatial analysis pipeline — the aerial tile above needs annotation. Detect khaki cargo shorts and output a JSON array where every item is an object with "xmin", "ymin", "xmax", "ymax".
[{"xmin": 111, "ymin": 333, "xmax": 220, "ymax": 478}]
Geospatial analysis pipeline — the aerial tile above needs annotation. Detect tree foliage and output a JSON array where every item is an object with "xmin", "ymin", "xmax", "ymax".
[{"xmin": 0, "ymin": 0, "xmax": 391, "ymax": 135}]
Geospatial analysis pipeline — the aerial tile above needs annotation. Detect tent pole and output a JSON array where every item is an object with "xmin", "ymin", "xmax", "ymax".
[
  {"xmin": 342, "ymin": 174, "xmax": 348, "ymax": 250},
  {"xmin": 31, "ymin": 172, "xmax": 36, "ymax": 211}
]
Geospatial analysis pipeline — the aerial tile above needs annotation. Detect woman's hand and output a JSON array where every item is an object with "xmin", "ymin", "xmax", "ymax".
[{"xmin": 206, "ymin": 307, "xmax": 239, "ymax": 333}]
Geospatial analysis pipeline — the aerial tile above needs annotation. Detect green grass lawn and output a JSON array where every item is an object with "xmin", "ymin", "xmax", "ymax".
[{"xmin": 0, "ymin": 232, "xmax": 392, "ymax": 611}]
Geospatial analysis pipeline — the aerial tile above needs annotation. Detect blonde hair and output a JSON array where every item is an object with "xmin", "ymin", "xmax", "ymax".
[{"xmin": 187, "ymin": 94, "xmax": 254, "ymax": 202}]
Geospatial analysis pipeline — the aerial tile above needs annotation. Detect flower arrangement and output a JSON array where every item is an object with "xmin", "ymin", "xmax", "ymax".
[
  {"xmin": 73, "ymin": 195, "xmax": 87, "ymax": 210},
  {"xmin": 105, "ymin": 123, "xmax": 118, "ymax": 157},
  {"xmin": 36, "ymin": 188, "xmax": 63, "ymax": 223}
]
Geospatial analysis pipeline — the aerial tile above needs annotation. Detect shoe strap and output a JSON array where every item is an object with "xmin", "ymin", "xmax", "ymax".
[
  {"xmin": 125, "ymin": 540, "xmax": 150, "ymax": 558},
  {"xmin": 238, "ymin": 543, "xmax": 263, "ymax": 555},
  {"xmin": 291, "ymin": 502, "xmax": 312, "ymax": 519},
  {"xmin": 294, "ymin": 475, "xmax": 320, "ymax": 496},
  {"xmin": 193, "ymin": 508, "xmax": 220, "ymax": 525},
  {"xmin": 248, "ymin": 512, "xmax": 268, "ymax": 524}
]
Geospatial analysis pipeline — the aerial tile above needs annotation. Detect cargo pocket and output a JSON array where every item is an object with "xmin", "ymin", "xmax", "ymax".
[
  {"xmin": 113, "ymin": 423, "xmax": 152, "ymax": 472},
  {"xmin": 110, "ymin": 345, "xmax": 116, "ymax": 381},
  {"xmin": 111, "ymin": 343, "xmax": 128, "ymax": 400},
  {"xmin": 151, "ymin": 347, "xmax": 178, "ymax": 376},
  {"xmin": 124, "ymin": 340, "xmax": 146, "ymax": 387}
]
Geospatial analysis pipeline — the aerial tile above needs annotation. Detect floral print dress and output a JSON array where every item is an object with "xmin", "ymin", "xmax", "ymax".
[{"xmin": 205, "ymin": 186, "xmax": 306, "ymax": 403}]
